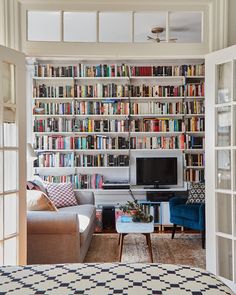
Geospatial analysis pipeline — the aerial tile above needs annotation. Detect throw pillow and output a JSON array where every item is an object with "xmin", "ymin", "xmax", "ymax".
[
  {"xmin": 45, "ymin": 182, "xmax": 77, "ymax": 208},
  {"xmin": 186, "ymin": 183, "xmax": 205, "ymax": 204},
  {"xmin": 27, "ymin": 190, "xmax": 58, "ymax": 211}
]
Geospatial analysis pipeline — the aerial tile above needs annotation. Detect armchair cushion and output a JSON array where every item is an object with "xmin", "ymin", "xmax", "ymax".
[
  {"xmin": 27, "ymin": 190, "xmax": 58, "ymax": 211},
  {"xmin": 171, "ymin": 204, "xmax": 200, "ymax": 222},
  {"xmin": 186, "ymin": 183, "xmax": 205, "ymax": 204}
]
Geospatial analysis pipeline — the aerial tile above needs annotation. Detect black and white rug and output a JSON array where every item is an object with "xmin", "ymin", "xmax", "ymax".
[{"xmin": 0, "ymin": 263, "xmax": 233, "ymax": 294}]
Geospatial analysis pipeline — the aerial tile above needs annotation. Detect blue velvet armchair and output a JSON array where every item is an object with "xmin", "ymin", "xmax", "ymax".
[{"xmin": 169, "ymin": 196, "xmax": 205, "ymax": 248}]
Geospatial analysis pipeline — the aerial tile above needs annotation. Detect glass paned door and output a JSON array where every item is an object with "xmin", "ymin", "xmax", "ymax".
[
  {"xmin": 0, "ymin": 46, "xmax": 26, "ymax": 265},
  {"xmin": 206, "ymin": 47, "xmax": 236, "ymax": 292}
]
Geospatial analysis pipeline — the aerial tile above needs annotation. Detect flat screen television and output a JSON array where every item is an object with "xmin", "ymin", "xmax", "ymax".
[{"xmin": 136, "ymin": 157, "xmax": 177, "ymax": 187}]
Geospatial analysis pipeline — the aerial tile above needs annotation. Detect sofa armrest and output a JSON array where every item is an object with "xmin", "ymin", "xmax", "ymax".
[
  {"xmin": 74, "ymin": 191, "xmax": 95, "ymax": 205},
  {"xmin": 27, "ymin": 211, "xmax": 79, "ymax": 234}
]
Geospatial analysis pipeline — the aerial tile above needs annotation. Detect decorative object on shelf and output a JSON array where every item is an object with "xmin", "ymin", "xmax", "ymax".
[{"xmin": 119, "ymin": 199, "xmax": 153, "ymax": 223}]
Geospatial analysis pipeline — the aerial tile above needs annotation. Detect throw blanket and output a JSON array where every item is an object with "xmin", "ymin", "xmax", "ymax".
[{"xmin": 0, "ymin": 263, "xmax": 233, "ymax": 294}]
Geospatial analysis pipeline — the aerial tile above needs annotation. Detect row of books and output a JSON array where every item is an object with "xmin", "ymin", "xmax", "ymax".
[
  {"xmin": 34, "ymin": 63, "xmax": 204, "ymax": 78},
  {"xmin": 39, "ymin": 174, "xmax": 104, "ymax": 189},
  {"xmin": 185, "ymin": 101, "xmax": 205, "ymax": 114},
  {"xmin": 33, "ymin": 85, "xmax": 74, "ymax": 98},
  {"xmin": 186, "ymin": 83, "xmax": 204, "ymax": 97},
  {"xmin": 130, "ymin": 102, "xmax": 183, "ymax": 115},
  {"xmin": 33, "ymin": 118, "xmax": 206, "ymax": 133},
  {"xmin": 79, "ymin": 64, "xmax": 129, "ymax": 78},
  {"xmin": 75, "ymin": 84, "xmax": 129, "ymax": 98},
  {"xmin": 34, "ymin": 64, "xmax": 79, "ymax": 78},
  {"xmin": 74, "ymin": 101, "xmax": 129, "ymax": 115},
  {"xmin": 34, "ymin": 136, "xmax": 74, "ymax": 150},
  {"xmin": 34, "ymin": 102, "xmax": 73, "ymax": 115},
  {"xmin": 185, "ymin": 154, "xmax": 205, "ymax": 167},
  {"xmin": 130, "ymin": 119, "xmax": 184, "ymax": 132},
  {"xmin": 74, "ymin": 136, "xmax": 129, "ymax": 150},
  {"xmin": 130, "ymin": 85, "xmax": 185, "ymax": 97},
  {"xmin": 36, "ymin": 153, "xmax": 74, "ymax": 167},
  {"xmin": 74, "ymin": 154, "xmax": 129, "ymax": 167},
  {"xmin": 130, "ymin": 135, "xmax": 185, "ymax": 150},
  {"xmin": 33, "ymin": 83, "xmax": 204, "ymax": 98},
  {"xmin": 185, "ymin": 135, "xmax": 205, "ymax": 149},
  {"xmin": 185, "ymin": 169, "xmax": 205, "ymax": 182},
  {"xmin": 185, "ymin": 118, "xmax": 205, "ymax": 132},
  {"xmin": 130, "ymin": 64, "xmax": 204, "ymax": 77},
  {"xmin": 34, "ymin": 134, "xmax": 205, "ymax": 150}
]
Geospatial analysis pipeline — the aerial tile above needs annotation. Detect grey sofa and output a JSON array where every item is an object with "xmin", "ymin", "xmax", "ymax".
[{"xmin": 27, "ymin": 191, "xmax": 96, "ymax": 264}]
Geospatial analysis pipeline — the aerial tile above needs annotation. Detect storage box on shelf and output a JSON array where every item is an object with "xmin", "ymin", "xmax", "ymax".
[{"xmin": 32, "ymin": 61, "xmax": 205, "ymax": 193}]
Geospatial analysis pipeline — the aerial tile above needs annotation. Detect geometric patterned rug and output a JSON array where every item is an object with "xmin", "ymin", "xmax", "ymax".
[{"xmin": 0, "ymin": 263, "xmax": 233, "ymax": 294}]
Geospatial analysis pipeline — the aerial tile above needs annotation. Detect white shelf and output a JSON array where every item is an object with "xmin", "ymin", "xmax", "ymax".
[
  {"xmin": 74, "ymin": 114, "xmax": 129, "ymax": 118},
  {"xmin": 185, "ymin": 96, "xmax": 205, "ymax": 100},
  {"xmin": 185, "ymin": 114, "xmax": 205, "ymax": 117},
  {"xmin": 74, "ymin": 166, "xmax": 129, "ymax": 169},
  {"xmin": 76, "ymin": 76, "xmax": 129, "ymax": 81},
  {"xmin": 185, "ymin": 166, "xmax": 205, "ymax": 169},
  {"xmin": 33, "ymin": 114, "xmax": 74, "ymax": 117},
  {"xmin": 75, "ymin": 97, "xmax": 129, "ymax": 101},
  {"xmin": 130, "ymin": 76, "xmax": 185, "ymax": 80},
  {"xmin": 185, "ymin": 149, "xmax": 205, "ymax": 153},
  {"xmin": 35, "ymin": 149, "xmax": 74, "ymax": 152},
  {"xmin": 130, "ymin": 131, "xmax": 184, "ymax": 136},
  {"xmin": 33, "ymin": 77, "xmax": 74, "ymax": 80},
  {"xmin": 186, "ymin": 76, "xmax": 205, "ymax": 78},
  {"xmin": 130, "ymin": 148, "xmax": 184, "ymax": 152},
  {"xmin": 33, "ymin": 132, "xmax": 74, "ymax": 135},
  {"xmin": 186, "ymin": 131, "xmax": 205, "ymax": 135},
  {"xmin": 74, "ymin": 149, "xmax": 129, "ymax": 153},
  {"xmin": 130, "ymin": 96, "xmax": 184, "ymax": 101},
  {"xmin": 130, "ymin": 114, "xmax": 184, "ymax": 118},
  {"xmin": 74, "ymin": 132, "xmax": 129, "ymax": 135},
  {"xmin": 33, "ymin": 97, "xmax": 74, "ymax": 100}
]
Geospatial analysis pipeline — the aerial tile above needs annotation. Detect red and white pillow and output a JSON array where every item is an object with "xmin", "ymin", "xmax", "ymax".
[{"xmin": 45, "ymin": 182, "xmax": 77, "ymax": 208}]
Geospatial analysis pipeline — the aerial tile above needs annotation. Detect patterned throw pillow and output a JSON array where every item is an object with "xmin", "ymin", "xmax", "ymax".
[
  {"xmin": 186, "ymin": 183, "xmax": 205, "ymax": 204},
  {"xmin": 45, "ymin": 182, "xmax": 77, "ymax": 208}
]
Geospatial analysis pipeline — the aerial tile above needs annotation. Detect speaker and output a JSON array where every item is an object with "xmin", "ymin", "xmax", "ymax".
[{"xmin": 102, "ymin": 206, "xmax": 115, "ymax": 230}]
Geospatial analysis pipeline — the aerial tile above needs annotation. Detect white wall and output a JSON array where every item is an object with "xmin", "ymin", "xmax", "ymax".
[{"xmin": 228, "ymin": 0, "xmax": 236, "ymax": 46}]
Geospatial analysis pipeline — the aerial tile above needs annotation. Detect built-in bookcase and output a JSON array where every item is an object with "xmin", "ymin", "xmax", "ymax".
[{"xmin": 31, "ymin": 60, "xmax": 205, "ymax": 190}]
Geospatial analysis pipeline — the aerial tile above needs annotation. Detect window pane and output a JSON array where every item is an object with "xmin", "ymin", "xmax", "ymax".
[
  {"xmin": 64, "ymin": 12, "xmax": 97, "ymax": 42},
  {"xmin": 169, "ymin": 12, "xmax": 202, "ymax": 43},
  {"xmin": 217, "ymin": 62, "xmax": 232, "ymax": 104},
  {"xmin": 3, "ymin": 107, "xmax": 17, "ymax": 147},
  {"xmin": 0, "ymin": 196, "xmax": 3, "ymax": 240},
  {"xmin": 4, "ymin": 193, "xmax": 18, "ymax": 237},
  {"xmin": 99, "ymin": 12, "xmax": 132, "ymax": 42},
  {"xmin": 27, "ymin": 11, "xmax": 61, "ymax": 41},
  {"xmin": 0, "ymin": 152, "xmax": 2, "ymax": 193},
  {"xmin": 217, "ymin": 236, "xmax": 233, "ymax": 280},
  {"xmin": 2, "ymin": 62, "xmax": 15, "ymax": 104},
  {"xmin": 216, "ymin": 150, "xmax": 231, "ymax": 190},
  {"xmin": 216, "ymin": 193, "xmax": 232, "ymax": 235},
  {"xmin": 4, "ymin": 237, "xmax": 18, "ymax": 265},
  {"xmin": 4, "ymin": 151, "xmax": 18, "ymax": 192},
  {"xmin": 134, "ymin": 12, "xmax": 167, "ymax": 42},
  {"xmin": 216, "ymin": 106, "xmax": 231, "ymax": 147}
]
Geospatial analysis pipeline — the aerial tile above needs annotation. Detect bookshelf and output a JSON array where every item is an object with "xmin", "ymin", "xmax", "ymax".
[{"xmin": 32, "ymin": 60, "xmax": 205, "ymax": 189}]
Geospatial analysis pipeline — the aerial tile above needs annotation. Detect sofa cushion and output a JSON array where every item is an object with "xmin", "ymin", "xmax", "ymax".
[
  {"xmin": 27, "ymin": 190, "xmax": 58, "ymax": 211},
  {"xmin": 171, "ymin": 204, "xmax": 200, "ymax": 222},
  {"xmin": 45, "ymin": 182, "xmax": 77, "ymax": 208},
  {"xmin": 59, "ymin": 205, "xmax": 96, "ymax": 246},
  {"xmin": 186, "ymin": 183, "xmax": 205, "ymax": 204}
]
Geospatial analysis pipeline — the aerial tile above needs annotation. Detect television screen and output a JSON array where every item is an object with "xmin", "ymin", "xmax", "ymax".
[{"xmin": 136, "ymin": 157, "xmax": 177, "ymax": 186}]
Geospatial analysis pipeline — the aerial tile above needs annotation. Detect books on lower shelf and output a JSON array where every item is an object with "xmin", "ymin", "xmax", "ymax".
[
  {"xmin": 74, "ymin": 135, "xmax": 129, "ymax": 150},
  {"xmin": 34, "ymin": 135, "xmax": 74, "ymax": 150},
  {"xmin": 39, "ymin": 174, "xmax": 103, "ymax": 189},
  {"xmin": 130, "ymin": 102, "xmax": 183, "ymax": 115},
  {"xmin": 185, "ymin": 101, "xmax": 205, "ymax": 114},
  {"xmin": 34, "ymin": 102, "xmax": 73, "ymax": 115},
  {"xmin": 185, "ymin": 117, "xmax": 205, "ymax": 132},
  {"xmin": 74, "ymin": 154, "xmax": 129, "ymax": 167},
  {"xmin": 185, "ymin": 154, "xmax": 205, "ymax": 167},
  {"xmin": 130, "ymin": 118, "xmax": 184, "ymax": 132},
  {"xmin": 186, "ymin": 135, "xmax": 205, "ymax": 149},
  {"xmin": 36, "ymin": 153, "xmax": 74, "ymax": 167},
  {"xmin": 74, "ymin": 101, "xmax": 129, "ymax": 115},
  {"xmin": 185, "ymin": 169, "xmax": 205, "ymax": 183},
  {"xmin": 34, "ymin": 65, "xmax": 79, "ymax": 78},
  {"xmin": 75, "ymin": 83, "xmax": 130, "ymax": 98},
  {"xmin": 33, "ymin": 85, "xmax": 74, "ymax": 98},
  {"xmin": 130, "ymin": 134, "xmax": 185, "ymax": 150},
  {"xmin": 130, "ymin": 85, "xmax": 185, "ymax": 97},
  {"xmin": 186, "ymin": 83, "xmax": 204, "ymax": 97}
]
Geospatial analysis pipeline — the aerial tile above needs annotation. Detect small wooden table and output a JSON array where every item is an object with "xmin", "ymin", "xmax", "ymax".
[{"xmin": 116, "ymin": 216, "xmax": 154, "ymax": 262}]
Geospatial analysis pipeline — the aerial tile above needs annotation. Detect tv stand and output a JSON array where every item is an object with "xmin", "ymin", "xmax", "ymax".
[{"xmin": 144, "ymin": 186, "xmax": 170, "ymax": 190}]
